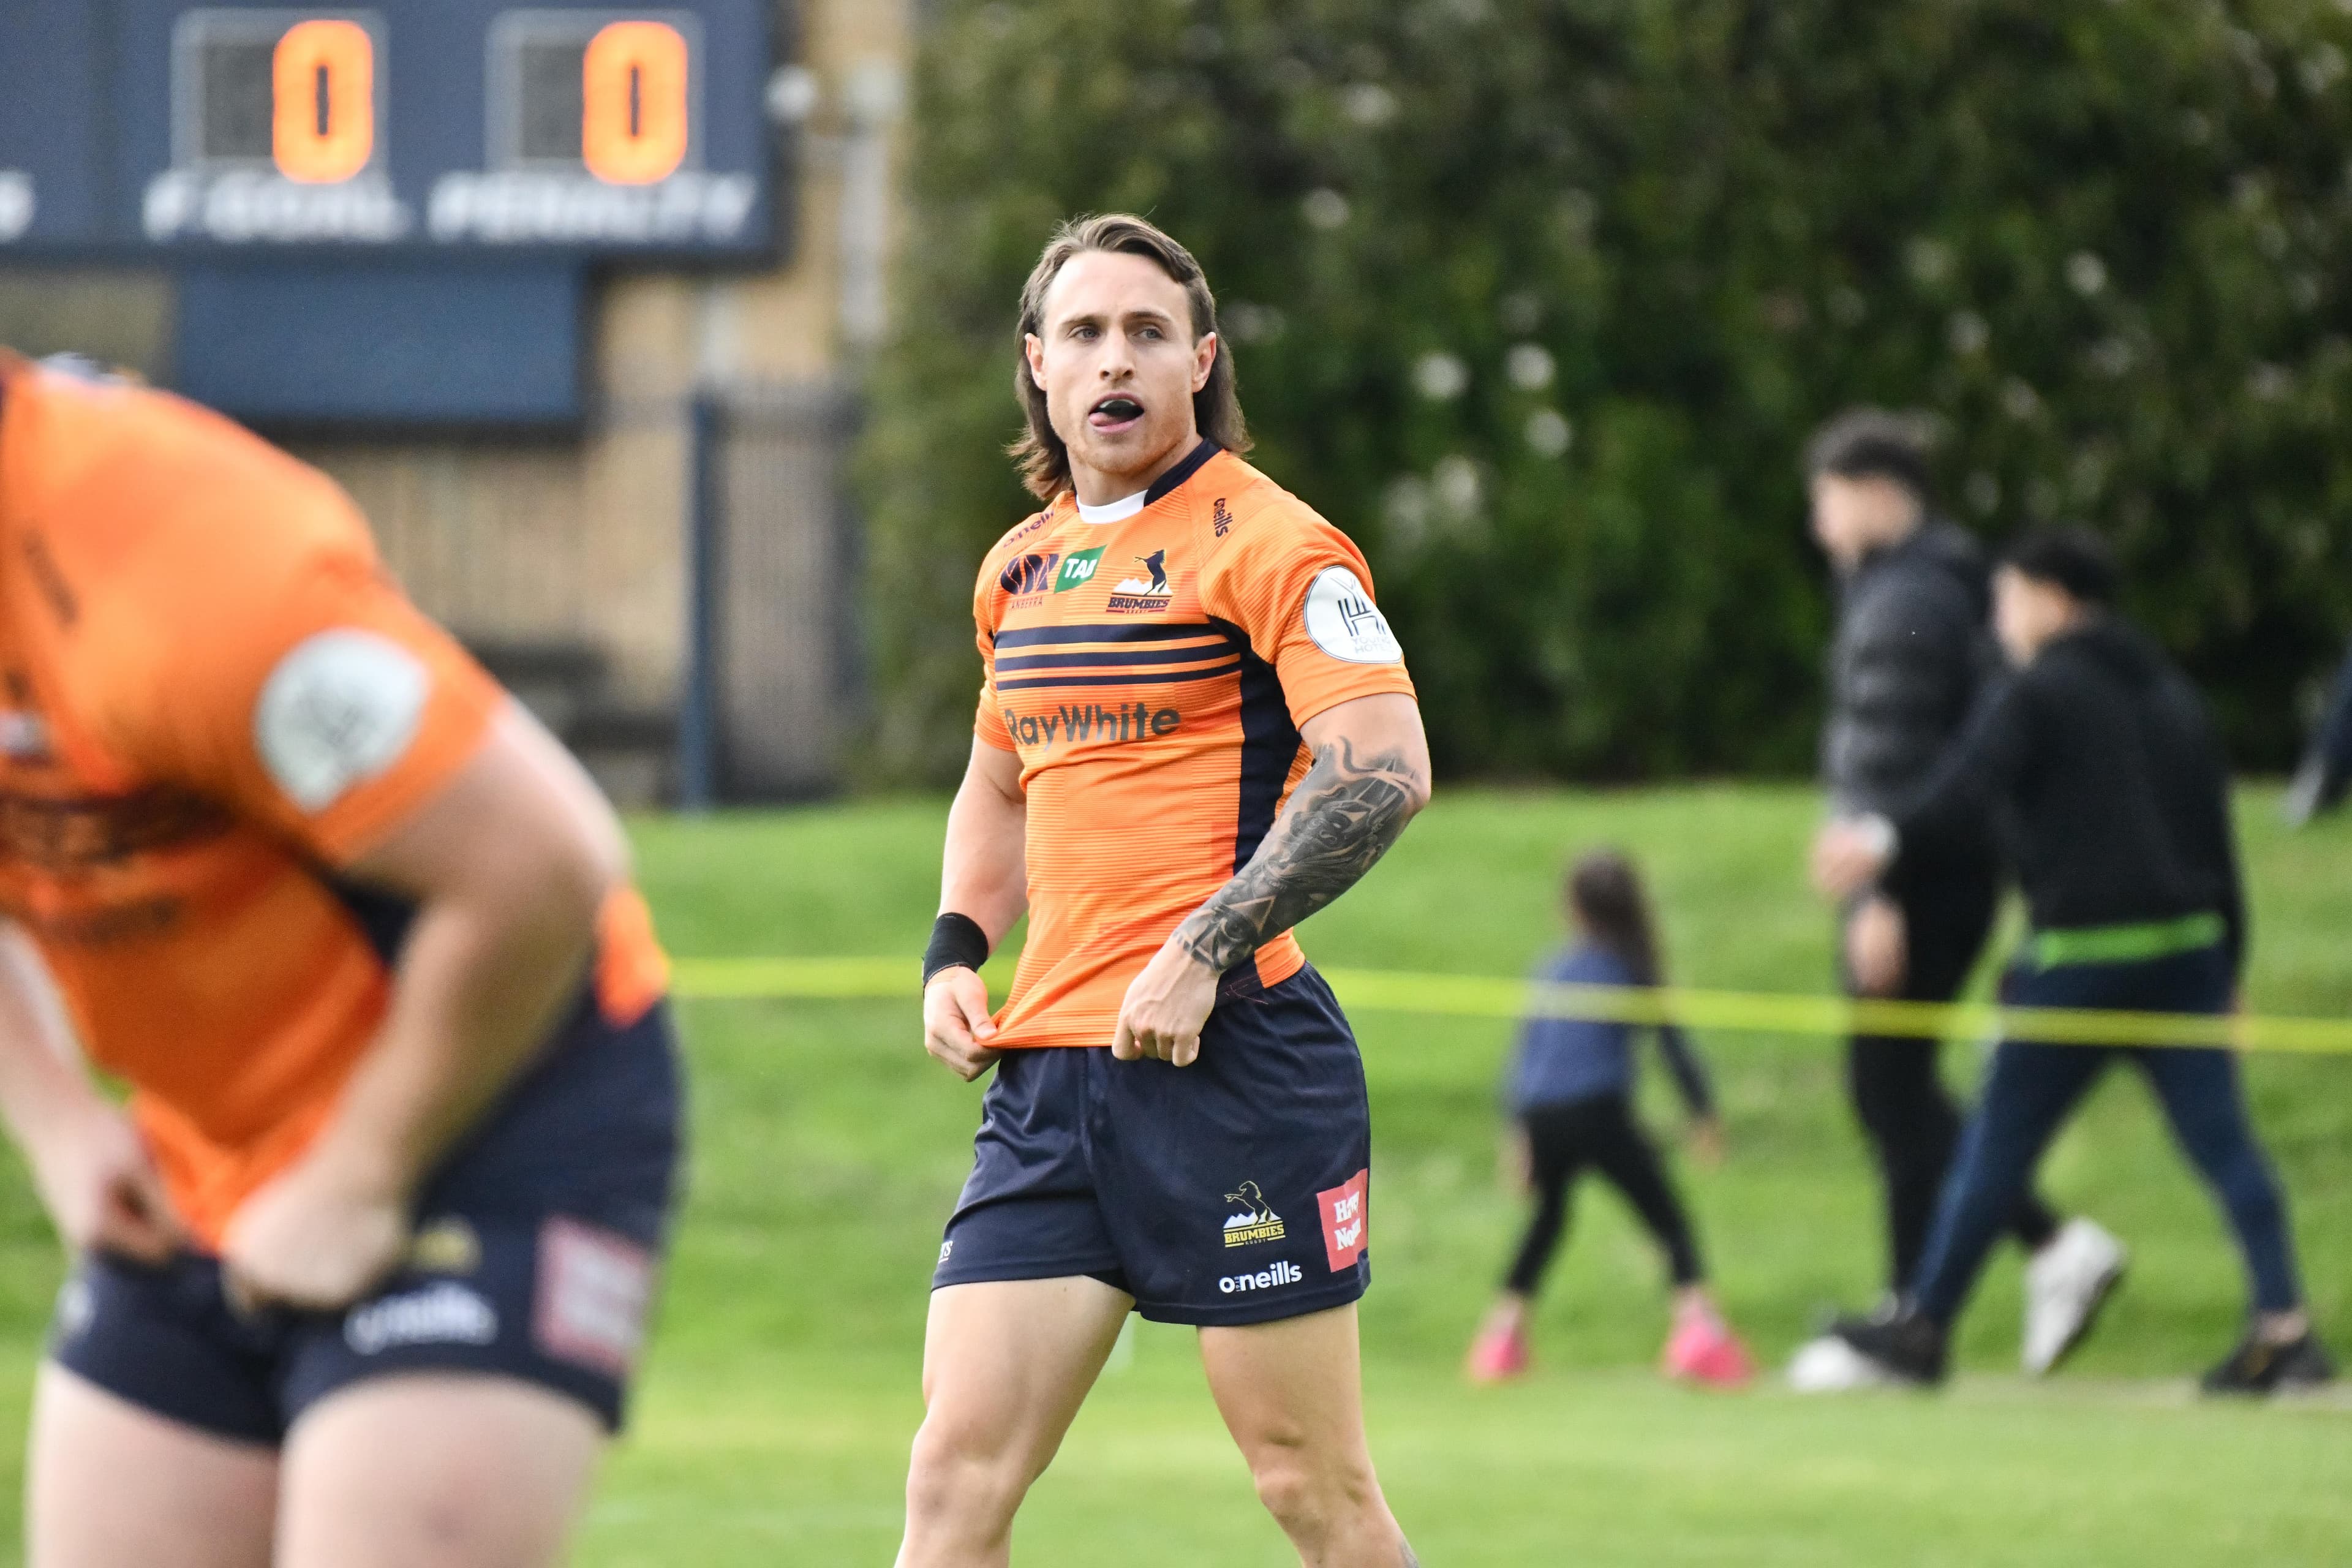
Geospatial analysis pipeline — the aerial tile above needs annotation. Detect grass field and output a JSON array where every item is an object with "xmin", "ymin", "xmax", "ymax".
[{"xmin": 1, "ymin": 785, "xmax": 2350, "ymax": 1562}]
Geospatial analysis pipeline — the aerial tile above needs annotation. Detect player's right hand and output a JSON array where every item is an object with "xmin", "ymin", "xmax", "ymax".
[
  {"xmin": 924, "ymin": 966, "xmax": 1001, "ymax": 1082},
  {"xmin": 27, "ymin": 1101, "xmax": 183, "ymax": 1265}
]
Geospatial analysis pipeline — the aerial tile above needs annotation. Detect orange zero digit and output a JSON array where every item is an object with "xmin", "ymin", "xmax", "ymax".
[
  {"xmin": 272, "ymin": 18, "xmax": 375, "ymax": 183},
  {"xmin": 582, "ymin": 20, "xmax": 690, "ymax": 185}
]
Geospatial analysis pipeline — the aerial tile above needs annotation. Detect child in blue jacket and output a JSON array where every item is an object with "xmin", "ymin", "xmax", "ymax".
[{"xmin": 1467, "ymin": 850, "xmax": 1753, "ymax": 1385}]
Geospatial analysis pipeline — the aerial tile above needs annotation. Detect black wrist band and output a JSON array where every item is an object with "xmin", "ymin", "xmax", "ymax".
[{"xmin": 923, "ymin": 912, "xmax": 991, "ymax": 987}]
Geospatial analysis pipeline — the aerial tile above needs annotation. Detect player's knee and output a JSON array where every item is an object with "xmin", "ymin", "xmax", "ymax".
[
  {"xmin": 1245, "ymin": 1439, "xmax": 1375, "ymax": 1540},
  {"xmin": 903, "ymin": 1414, "xmax": 1031, "ymax": 1531}
]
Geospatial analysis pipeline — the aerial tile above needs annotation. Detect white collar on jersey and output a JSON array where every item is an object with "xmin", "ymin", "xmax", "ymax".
[{"xmin": 1076, "ymin": 489, "xmax": 1148, "ymax": 524}]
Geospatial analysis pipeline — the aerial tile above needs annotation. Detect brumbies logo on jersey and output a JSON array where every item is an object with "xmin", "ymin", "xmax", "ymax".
[{"xmin": 1107, "ymin": 548, "xmax": 1175, "ymax": 613}]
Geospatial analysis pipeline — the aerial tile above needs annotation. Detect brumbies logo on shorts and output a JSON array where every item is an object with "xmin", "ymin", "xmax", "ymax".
[
  {"xmin": 407, "ymin": 1216, "xmax": 482, "ymax": 1275},
  {"xmin": 1221, "ymin": 1180, "xmax": 1287, "ymax": 1248},
  {"xmin": 1108, "ymin": 549, "xmax": 1174, "ymax": 613}
]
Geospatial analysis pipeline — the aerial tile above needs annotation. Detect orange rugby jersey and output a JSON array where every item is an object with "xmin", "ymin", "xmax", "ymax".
[
  {"xmin": 974, "ymin": 442, "xmax": 1416, "ymax": 1050},
  {"xmin": 0, "ymin": 352, "xmax": 667, "ymax": 1247}
]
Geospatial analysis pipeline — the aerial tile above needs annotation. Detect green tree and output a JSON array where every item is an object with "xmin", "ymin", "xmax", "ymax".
[{"xmin": 863, "ymin": 0, "xmax": 2352, "ymax": 783}]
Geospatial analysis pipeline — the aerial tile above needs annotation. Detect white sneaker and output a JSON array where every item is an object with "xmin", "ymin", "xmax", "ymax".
[
  {"xmin": 2022, "ymin": 1218, "xmax": 2128, "ymax": 1376},
  {"xmin": 1787, "ymin": 1333, "xmax": 1902, "ymax": 1393}
]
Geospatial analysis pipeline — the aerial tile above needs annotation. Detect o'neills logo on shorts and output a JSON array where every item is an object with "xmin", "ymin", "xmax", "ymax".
[
  {"xmin": 1221, "ymin": 1180, "xmax": 1286, "ymax": 1248},
  {"xmin": 344, "ymin": 1281, "xmax": 499, "ymax": 1356},
  {"xmin": 1219, "ymin": 1261, "xmax": 1303, "ymax": 1295}
]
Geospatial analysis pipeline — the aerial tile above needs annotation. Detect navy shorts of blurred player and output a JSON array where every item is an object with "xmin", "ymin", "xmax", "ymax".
[{"xmin": 50, "ymin": 993, "xmax": 683, "ymax": 1441}]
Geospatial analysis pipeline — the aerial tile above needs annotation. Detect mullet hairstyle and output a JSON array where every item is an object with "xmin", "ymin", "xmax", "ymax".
[{"xmin": 1009, "ymin": 213, "xmax": 1251, "ymax": 502}]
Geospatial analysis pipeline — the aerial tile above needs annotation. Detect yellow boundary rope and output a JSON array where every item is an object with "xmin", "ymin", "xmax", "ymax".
[{"xmin": 669, "ymin": 957, "xmax": 2352, "ymax": 1055}]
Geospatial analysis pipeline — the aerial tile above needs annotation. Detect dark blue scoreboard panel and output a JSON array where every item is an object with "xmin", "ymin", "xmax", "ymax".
[
  {"xmin": 0, "ymin": 1, "xmax": 778, "ymax": 257},
  {"xmin": 0, "ymin": 2, "xmax": 785, "ymax": 426}
]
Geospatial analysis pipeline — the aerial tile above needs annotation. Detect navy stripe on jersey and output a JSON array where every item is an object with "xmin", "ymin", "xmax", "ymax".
[
  {"xmin": 322, "ymin": 873, "xmax": 419, "ymax": 968},
  {"xmin": 995, "ymin": 644, "xmax": 1242, "ymax": 671},
  {"xmin": 995, "ymin": 622, "xmax": 1221, "ymax": 649},
  {"xmin": 995, "ymin": 660, "xmax": 1243, "ymax": 692},
  {"xmin": 1144, "ymin": 438, "xmax": 1221, "ymax": 503},
  {"xmin": 1212, "ymin": 617, "xmax": 1303, "ymax": 873}
]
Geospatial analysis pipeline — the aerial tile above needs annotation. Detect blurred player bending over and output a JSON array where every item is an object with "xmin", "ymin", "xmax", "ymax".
[
  {"xmin": 0, "ymin": 352, "xmax": 682, "ymax": 1567},
  {"xmin": 902, "ymin": 216, "xmax": 1430, "ymax": 1567}
]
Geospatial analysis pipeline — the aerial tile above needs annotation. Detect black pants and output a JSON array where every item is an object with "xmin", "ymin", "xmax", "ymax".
[
  {"xmin": 1504, "ymin": 1094, "xmax": 1703, "ymax": 1296},
  {"xmin": 1845, "ymin": 853, "xmax": 2059, "ymax": 1292}
]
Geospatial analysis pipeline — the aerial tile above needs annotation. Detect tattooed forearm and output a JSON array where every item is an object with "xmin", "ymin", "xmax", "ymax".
[{"xmin": 1175, "ymin": 735, "xmax": 1427, "ymax": 973}]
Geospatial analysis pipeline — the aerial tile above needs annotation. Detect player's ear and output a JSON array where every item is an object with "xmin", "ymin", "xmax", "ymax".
[
  {"xmin": 1024, "ymin": 333, "xmax": 1049, "ymax": 391},
  {"xmin": 1192, "ymin": 331, "xmax": 1218, "ymax": 394}
]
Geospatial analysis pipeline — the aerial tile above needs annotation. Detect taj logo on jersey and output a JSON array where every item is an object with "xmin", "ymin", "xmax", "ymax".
[
  {"xmin": 1054, "ymin": 547, "xmax": 1105, "ymax": 592},
  {"xmin": 1221, "ymin": 1180, "xmax": 1287, "ymax": 1248},
  {"xmin": 1107, "ymin": 548, "xmax": 1175, "ymax": 613}
]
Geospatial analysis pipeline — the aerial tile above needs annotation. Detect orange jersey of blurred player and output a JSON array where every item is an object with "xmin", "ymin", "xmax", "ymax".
[
  {"xmin": 972, "ymin": 442, "xmax": 1414, "ymax": 1049},
  {"xmin": 0, "ymin": 351, "xmax": 666, "ymax": 1246}
]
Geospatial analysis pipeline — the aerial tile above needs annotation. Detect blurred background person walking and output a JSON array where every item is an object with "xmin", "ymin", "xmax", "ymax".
[
  {"xmin": 1791, "ymin": 410, "xmax": 2122, "ymax": 1392},
  {"xmin": 1812, "ymin": 529, "xmax": 2332, "ymax": 1395},
  {"xmin": 1466, "ymin": 851, "xmax": 1753, "ymax": 1389}
]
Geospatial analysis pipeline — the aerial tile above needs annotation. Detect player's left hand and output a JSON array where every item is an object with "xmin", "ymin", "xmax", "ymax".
[
  {"xmin": 221, "ymin": 1150, "xmax": 410, "ymax": 1314},
  {"xmin": 1112, "ymin": 937, "xmax": 1219, "ymax": 1066},
  {"xmin": 1811, "ymin": 820, "xmax": 1891, "ymax": 900}
]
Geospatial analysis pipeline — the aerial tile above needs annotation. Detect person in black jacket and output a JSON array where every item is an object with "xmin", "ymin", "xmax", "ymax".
[
  {"xmin": 1791, "ymin": 411, "xmax": 2119, "ymax": 1390},
  {"xmin": 1814, "ymin": 529, "xmax": 2332, "ymax": 1394}
]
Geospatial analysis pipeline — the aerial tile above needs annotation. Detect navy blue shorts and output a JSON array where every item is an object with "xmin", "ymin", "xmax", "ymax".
[
  {"xmin": 49, "ymin": 994, "xmax": 684, "ymax": 1444},
  {"xmin": 933, "ymin": 963, "xmax": 1373, "ymax": 1327}
]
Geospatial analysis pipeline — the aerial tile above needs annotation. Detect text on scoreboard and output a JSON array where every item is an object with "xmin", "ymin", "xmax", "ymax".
[{"xmin": 0, "ymin": 0, "xmax": 780, "ymax": 257}]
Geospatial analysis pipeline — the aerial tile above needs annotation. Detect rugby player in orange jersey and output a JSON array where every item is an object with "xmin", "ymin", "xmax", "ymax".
[
  {"xmin": 0, "ymin": 352, "xmax": 682, "ymax": 1568},
  {"xmin": 900, "ymin": 216, "xmax": 1431, "ymax": 1567}
]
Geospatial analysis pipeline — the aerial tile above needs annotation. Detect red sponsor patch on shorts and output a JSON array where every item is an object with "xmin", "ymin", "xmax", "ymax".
[
  {"xmin": 1317, "ymin": 1169, "xmax": 1369, "ymax": 1273},
  {"xmin": 532, "ymin": 1218, "xmax": 654, "ymax": 1379}
]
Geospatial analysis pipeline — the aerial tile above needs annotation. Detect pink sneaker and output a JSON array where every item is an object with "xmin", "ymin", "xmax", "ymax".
[
  {"xmin": 1662, "ymin": 1314, "xmax": 1755, "ymax": 1388},
  {"xmin": 1466, "ymin": 1324, "xmax": 1530, "ymax": 1384}
]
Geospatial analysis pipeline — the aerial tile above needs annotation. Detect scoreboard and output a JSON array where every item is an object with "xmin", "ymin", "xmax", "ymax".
[
  {"xmin": 0, "ymin": 0, "xmax": 782, "ymax": 260},
  {"xmin": 0, "ymin": 1, "xmax": 788, "ymax": 426}
]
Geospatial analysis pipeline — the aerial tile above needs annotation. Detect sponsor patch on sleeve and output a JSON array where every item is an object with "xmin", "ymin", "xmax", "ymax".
[
  {"xmin": 1303, "ymin": 567, "xmax": 1404, "ymax": 664},
  {"xmin": 254, "ymin": 628, "xmax": 431, "ymax": 810},
  {"xmin": 1317, "ymin": 1169, "xmax": 1370, "ymax": 1273},
  {"xmin": 532, "ymin": 1218, "xmax": 655, "ymax": 1379}
]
